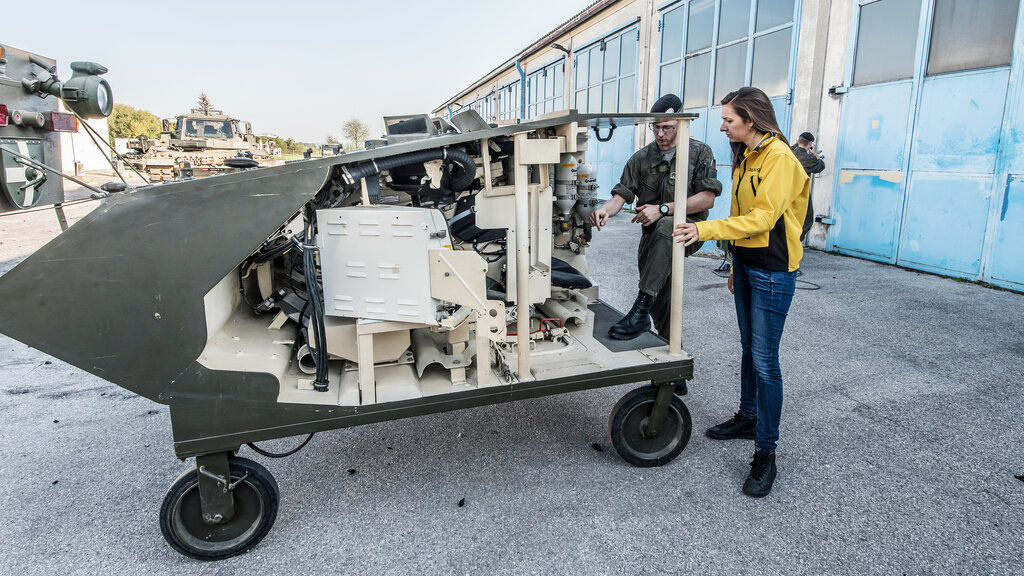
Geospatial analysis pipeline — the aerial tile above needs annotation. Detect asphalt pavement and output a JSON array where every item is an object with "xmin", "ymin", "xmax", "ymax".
[{"xmin": 1, "ymin": 196, "xmax": 1022, "ymax": 575}]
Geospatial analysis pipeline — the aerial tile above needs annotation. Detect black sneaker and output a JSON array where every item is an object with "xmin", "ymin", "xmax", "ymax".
[
  {"xmin": 705, "ymin": 412, "xmax": 756, "ymax": 440},
  {"xmin": 743, "ymin": 449, "xmax": 777, "ymax": 498}
]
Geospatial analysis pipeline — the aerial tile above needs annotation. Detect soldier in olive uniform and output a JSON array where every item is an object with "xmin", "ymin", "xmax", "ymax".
[
  {"xmin": 790, "ymin": 131, "xmax": 826, "ymax": 241},
  {"xmin": 589, "ymin": 94, "xmax": 722, "ymax": 342}
]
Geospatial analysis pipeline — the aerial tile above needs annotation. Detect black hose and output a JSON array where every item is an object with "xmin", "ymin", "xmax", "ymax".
[
  {"xmin": 342, "ymin": 147, "xmax": 476, "ymax": 192},
  {"xmin": 247, "ymin": 433, "xmax": 315, "ymax": 458},
  {"xmin": 301, "ymin": 213, "xmax": 329, "ymax": 392}
]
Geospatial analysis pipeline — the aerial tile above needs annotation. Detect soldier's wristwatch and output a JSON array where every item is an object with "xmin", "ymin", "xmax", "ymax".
[{"xmin": 659, "ymin": 203, "xmax": 670, "ymax": 216}]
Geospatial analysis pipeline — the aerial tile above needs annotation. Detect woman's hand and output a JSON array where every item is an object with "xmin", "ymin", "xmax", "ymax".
[
  {"xmin": 673, "ymin": 221, "xmax": 700, "ymax": 246},
  {"xmin": 728, "ymin": 273, "xmax": 734, "ymax": 294}
]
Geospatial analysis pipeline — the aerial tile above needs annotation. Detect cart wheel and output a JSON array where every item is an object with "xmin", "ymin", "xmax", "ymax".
[
  {"xmin": 159, "ymin": 456, "xmax": 279, "ymax": 560},
  {"xmin": 609, "ymin": 387, "xmax": 692, "ymax": 467}
]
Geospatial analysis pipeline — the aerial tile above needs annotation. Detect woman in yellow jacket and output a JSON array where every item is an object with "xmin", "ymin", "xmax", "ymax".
[{"xmin": 675, "ymin": 87, "xmax": 809, "ymax": 498}]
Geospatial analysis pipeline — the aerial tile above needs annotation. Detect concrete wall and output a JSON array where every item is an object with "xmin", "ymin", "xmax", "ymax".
[{"xmin": 804, "ymin": 0, "xmax": 851, "ymax": 249}]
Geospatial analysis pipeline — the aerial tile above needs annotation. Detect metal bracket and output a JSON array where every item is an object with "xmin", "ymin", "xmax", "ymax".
[
  {"xmin": 195, "ymin": 452, "xmax": 238, "ymax": 525},
  {"xmin": 592, "ymin": 124, "xmax": 616, "ymax": 142},
  {"xmin": 644, "ymin": 383, "xmax": 677, "ymax": 439}
]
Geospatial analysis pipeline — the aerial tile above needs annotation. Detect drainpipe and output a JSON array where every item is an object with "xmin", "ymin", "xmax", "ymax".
[
  {"xmin": 515, "ymin": 59, "xmax": 526, "ymax": 121},
  {"xmin": 447, "ymin": 105, "xmax": 453, "ymax": 120}
]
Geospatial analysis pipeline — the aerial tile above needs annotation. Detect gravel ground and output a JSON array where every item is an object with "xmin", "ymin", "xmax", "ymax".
[{"xmin": 0, "ymin": 183, "xmax": 1021, "ymax": 575}]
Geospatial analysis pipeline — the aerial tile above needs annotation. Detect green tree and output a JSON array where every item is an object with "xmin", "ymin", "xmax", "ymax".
[
  {"xmin": 270, "ymin": 136, "xmax": 316, "ymax": 156},
  {"xmin": 107, "ymin": 103, "xmax": 162, "ymax": 143}
]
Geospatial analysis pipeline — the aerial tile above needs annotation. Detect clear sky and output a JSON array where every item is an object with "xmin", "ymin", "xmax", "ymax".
[{"xmin": 5, "ymin": 0, "xmax": 592, "ymax": 142}]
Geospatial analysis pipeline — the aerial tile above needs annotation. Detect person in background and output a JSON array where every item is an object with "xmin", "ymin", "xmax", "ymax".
[
  {"xmin": 791, "ymin": 131, "xmax": 825, "ymax": 242},
  {"xmin": 674, "ymin": 86, "xmax": 809, "ymax": 498},
  {"xmin": 589, "ymin": 94, "xmax": 721, "ymax": 350}
]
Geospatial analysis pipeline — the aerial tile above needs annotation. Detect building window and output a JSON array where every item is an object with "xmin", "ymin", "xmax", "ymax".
[
  {"xmin": 718, "ymin": 0, "xmax": 751, "ymax": 43},
  {"xmin": 466, "ymin": 93, "xmax": 494, "ymax": 122},
  {"xmin": 927, "ymin": 0, "xmax": 1020, "ymax": 76},
  {"xmin": 750, "ymin": 27, "xmax": 791, "ymax": 98},
  {"xmin": 756, "ymin": 0, "xmax": 794, "ymax": 32},
  {"xmin": 852, "ymin": 0, "xmax": 923, "ymax": 86},
  {"xmin": 495, "ymin": 81, "xmax": 521, "ymax": 121},
  {"xmin": 658, "ymin": 0, "xmax": 795, "ymax": 109},
  {"xmin": 574, "ymin": 26, "xmax": 639, "ymax": 113},
  {"xmin": 527, "ymin": 59, "xmax": 565, "ymax": 119},
  {"xmin": 659, "ymin": 5, "xmax": 685, "ymax": 98},
  {"xmin": 714, "ymin": 41, "xmax": 748, "ymax": 103}
]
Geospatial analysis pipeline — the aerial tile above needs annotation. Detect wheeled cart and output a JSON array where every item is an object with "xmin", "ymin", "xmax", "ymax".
[{"xmin": 0, "ymin": 111, "xmax": 698, "ymax": 559}]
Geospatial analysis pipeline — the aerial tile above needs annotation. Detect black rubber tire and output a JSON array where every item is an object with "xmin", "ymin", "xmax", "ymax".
[
  {"xmin": 609, "ymin": 387, "xmax": 692, "ymax": 467},
  {"xmin": 159, "ymin": 456, "xmax": 279, "ymax": 560}
]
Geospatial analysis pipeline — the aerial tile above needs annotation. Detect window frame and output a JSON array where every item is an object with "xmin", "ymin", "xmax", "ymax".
[
  {"xmin": 573, "ymin": 24, "xmax": 641, "ymax": 113},
  {"xmin": 526, "ymin": 57, "xmax": 566, "ymax": 119},
  {"xmin": 656, "ymin": 0, "xmax": 797, "ymax": 109}
]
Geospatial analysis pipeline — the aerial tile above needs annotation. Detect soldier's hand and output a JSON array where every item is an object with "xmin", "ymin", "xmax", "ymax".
[
  {"xmin": 630, "ymin": 204, "xmax": 661, "ymax": 226},
  {"xmin": 590, "ymin": 208, "xmax": 609, "ymax": 231}
]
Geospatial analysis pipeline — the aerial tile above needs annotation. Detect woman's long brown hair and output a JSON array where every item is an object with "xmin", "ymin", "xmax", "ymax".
[{"xmin": 722, "ymin": 86, "xmax": 788, "ymax": 169}]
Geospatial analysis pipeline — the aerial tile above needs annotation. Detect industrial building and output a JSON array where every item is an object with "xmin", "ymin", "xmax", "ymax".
[{"xmin": 434, "ymin": 0, "xmax": 1024, "ymax": 292}]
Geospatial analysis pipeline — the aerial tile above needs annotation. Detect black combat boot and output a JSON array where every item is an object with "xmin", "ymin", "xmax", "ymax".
[
  {"xmin": 705, "ymin": 412, "xmax": 757, "ymax": 440},
  {"xmin": 743, "ymin": 449, "xmax": 777, "ymax": 498},
  {"xmin": 608, "ymin": 292, "xmax": 653, "ymax": 340}
]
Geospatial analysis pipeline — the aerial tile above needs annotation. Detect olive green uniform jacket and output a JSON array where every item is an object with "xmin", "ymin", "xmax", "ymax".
[
  {"xmin": 791, "ymin": 145, "xmax": 825, "ymax": 240},
  {"xmin": 610, "ymin": 138, "xmax": 722, "ymax": 338}
]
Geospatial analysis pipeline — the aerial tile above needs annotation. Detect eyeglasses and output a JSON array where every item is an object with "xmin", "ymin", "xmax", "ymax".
[{"xmin": 649, "ymin": 123, "xmax": 677, "ymax": 134}]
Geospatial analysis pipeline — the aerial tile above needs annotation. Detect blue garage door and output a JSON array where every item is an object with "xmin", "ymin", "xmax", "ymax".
[{"xmin": 829, "ymin": 0, "xmax": 1024, "ymax": 289}]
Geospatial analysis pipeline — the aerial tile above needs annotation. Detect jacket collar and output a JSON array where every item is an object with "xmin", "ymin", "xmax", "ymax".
[{"xmin": 744, "ymin": 133, "xmax": 777, "ymax": 157}]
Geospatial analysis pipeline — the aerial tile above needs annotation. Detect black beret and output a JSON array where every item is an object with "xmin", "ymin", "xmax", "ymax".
[
  {"xmin": 650, "ymin": 94, "xmax": 683, "ymax": 114},
  {"xmin": 799, "ymin": 131, "xmax": 815, "ymax": 142}
]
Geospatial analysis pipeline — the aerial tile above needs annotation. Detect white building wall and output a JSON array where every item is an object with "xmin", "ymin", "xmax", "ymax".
[
  {"xmin": 60, "ymin": 117, "xmax": 111, "ymax": 174},
  {"xmin": 807, "ymin": 0, "xmax": 852, "ymax": 249}
]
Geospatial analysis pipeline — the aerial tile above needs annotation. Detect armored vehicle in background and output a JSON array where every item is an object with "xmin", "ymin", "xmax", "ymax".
[{"xmin": 126, "ymin": 108, "xmax": 276, "ymax": 181}]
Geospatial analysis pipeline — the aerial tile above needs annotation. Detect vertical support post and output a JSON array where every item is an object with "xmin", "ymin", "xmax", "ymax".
[
  {"xmin": 513, "ymin": 134, "xmax": 531, "ymax": 379},
  {"xmin": 475, "ymin": 322, "xmax": 491, "ymax": 387},
  {"xmin": 357, "ymin": 331, "xmax": 375, "ymax": 404},
  {"xmin": 195, "ymin": 451, "xmax": 236, "ymax": 525},
  {"xmin": 54, "ymin": 204, "xmax": 69, "ymax": 232},
  {"xmin": 360, "ymin": 178, "xmax": 371, "ymax": 206},
  {"xmin": 480, "ymin": 138, "xmax": 493, "ymax": 194},
  {"xmin": 669, "ymin": 118, "xmax": 691, "ymax": 356}
]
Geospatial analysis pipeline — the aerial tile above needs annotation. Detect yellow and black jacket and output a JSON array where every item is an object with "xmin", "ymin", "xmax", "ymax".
[{"xmin": 696, "ymin": 135, "xmax": 809, "ymax": 272}]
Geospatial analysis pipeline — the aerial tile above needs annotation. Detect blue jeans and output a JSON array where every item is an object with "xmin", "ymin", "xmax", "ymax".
[{"xmin": 732, "ymin": 259, "xmax": 796, "ymax": 454}]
